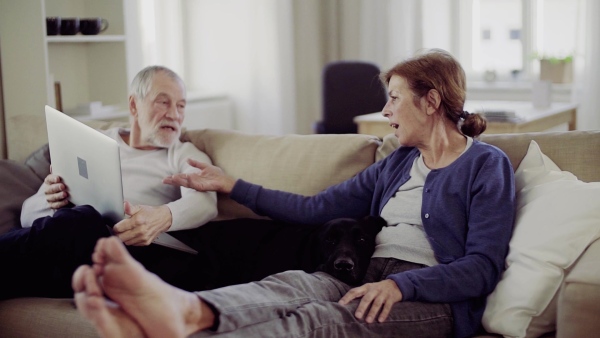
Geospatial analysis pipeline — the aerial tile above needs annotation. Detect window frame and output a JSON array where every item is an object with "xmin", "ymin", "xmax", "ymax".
[{"xmin": 455, "ymin": 0, "xmax": 537, "ymax": 83}]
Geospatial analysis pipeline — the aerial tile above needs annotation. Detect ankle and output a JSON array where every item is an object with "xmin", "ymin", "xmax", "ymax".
[{"xmin": 183, "ymin": 292, "xmax": 215, "ymax": 335}]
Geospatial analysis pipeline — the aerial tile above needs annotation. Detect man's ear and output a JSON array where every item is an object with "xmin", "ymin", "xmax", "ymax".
[
  {"xmin": 425, "ymin": 89, "xmax": 441, "ymax": 116},
  {"xmin": 129, "ymin": 95, "xmax": 138, "ymax": 118}
]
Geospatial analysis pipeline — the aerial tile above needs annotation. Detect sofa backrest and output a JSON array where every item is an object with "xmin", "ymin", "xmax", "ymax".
[
  {"xmin": 378, "ymin": 130, "xmax": 600, "ymax": 183},
  {"xmin": 6, "ymin": 115, "xmax": 131, "ymax": 164},
  {"xmin": 182, "ymin": 129, "xmax": 381, "ymax": 220},
  {"xmin": 479, "ymin": 130, "xmax": 600, "ymax": 183},
  {"xmin": 12, "ymin": 115, "xmax": 596, "ymax": 220}
]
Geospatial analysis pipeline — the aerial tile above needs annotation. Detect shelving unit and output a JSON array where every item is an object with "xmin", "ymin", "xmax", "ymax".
[
  {"xmin": 0, "ymin": 0, "xmax": 132, "ymax": 161},
  {"xmin": 0, "ymin": 0, "xmax": 234, "ymax": 161},
  {"xmin": 44, "ymin": 0, "xmax": 130, "ymax": 114},
  {"xmin": 46, "ymin": 35, "xmax": 126, "ymax": 43}
]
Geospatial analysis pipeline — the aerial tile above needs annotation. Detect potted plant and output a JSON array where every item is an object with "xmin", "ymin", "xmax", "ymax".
[{"xmin": 532, "ymin": 52, "xmax": 573, "ymax": 84}]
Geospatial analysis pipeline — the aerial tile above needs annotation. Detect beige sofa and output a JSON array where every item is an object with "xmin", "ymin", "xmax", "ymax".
[{"xmin": 0, "ymin": 117, "xmax": 598, "ymax": 337}]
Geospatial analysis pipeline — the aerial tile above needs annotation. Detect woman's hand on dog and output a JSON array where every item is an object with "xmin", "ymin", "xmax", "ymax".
[
  {"xmin": 338, "ymin": 279, "xmax": 403, "ymax": 324},
  {"xmin": 163, "ymin": 158, "xmax": 237, "ymax": 194}
]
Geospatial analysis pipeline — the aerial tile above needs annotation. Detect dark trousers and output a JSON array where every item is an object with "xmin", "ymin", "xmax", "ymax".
[{"xmin": 0, "ymin": 206, "xmax": 321, "ymax": 300}]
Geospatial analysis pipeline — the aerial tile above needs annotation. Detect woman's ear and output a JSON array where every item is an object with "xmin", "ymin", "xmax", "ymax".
[{"xmin": 425, "ymin": 89, "xmax": 441, "ymax": 115}]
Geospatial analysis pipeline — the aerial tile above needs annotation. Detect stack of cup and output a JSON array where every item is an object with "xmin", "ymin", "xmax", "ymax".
[{"xmin": 46, "ymin": 17, "xmax": 108, "ymax": 36}]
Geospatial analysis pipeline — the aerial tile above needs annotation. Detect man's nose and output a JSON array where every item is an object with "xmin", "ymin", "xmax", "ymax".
[{"xmin": 166, "ymin": 104, "xmax": 180, "ymax": 119}]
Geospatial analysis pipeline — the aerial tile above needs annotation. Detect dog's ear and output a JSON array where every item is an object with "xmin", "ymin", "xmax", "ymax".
[{"xmin": 361, "ymin": 216, "xmax": 387, "ymax": 234}]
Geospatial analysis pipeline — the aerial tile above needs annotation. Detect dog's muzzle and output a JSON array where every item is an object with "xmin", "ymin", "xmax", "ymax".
[{"xmin": 334, "ymin": 257, "xmax": 355, "ymax": 272}]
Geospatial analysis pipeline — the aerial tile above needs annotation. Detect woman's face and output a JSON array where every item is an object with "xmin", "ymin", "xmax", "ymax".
[{"xmin": 382, "ymin": 75, "xmax": 428, "ymax": 146}]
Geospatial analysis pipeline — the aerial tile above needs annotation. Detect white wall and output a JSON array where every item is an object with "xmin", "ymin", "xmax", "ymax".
[{"xmin": 0, "ymin": 51, "xmax": 5, "ymax": 159}]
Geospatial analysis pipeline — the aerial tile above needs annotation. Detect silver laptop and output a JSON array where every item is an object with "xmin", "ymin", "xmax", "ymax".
[{"xmin": 45, "ymin": 105, "xmax": 198, "ymax": 255}]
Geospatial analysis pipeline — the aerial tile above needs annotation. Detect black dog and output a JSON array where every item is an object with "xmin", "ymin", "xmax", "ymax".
[
  {"xmin": 314, "ymin": 216, "xmax": 386, "ymax": 285},
  {"xmin": 189, "ymin": 216, "xmax": 385, "ymax": 289}
]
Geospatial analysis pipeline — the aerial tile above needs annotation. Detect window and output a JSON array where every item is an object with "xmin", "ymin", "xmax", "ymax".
[
  {"xmin": 422, "ymin": 0, "xmax": 582, "ymax": 82},
  {"xmin": 536, "ymin": 0, "xmax": 580, "ymax": 59},
  {"xmin": 473, "ymin": 0, "xmax": 523, "ymax": 77}
]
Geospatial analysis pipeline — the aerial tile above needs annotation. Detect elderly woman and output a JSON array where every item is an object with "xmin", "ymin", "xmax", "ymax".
[{"xmin": 73, "ymin": 49, "xmax": 515, "ymax": 338}]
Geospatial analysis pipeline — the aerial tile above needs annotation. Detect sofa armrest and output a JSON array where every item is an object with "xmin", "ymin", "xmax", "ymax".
[
  {"xmin": 557, "ymin": 238, "xmax": 600, "ymax": 337},
  {"xmin": 0, "ymin": 160, "xmax": 43, "ymax": 235},
  {"xmin": 0, "ymin": 298, "xmax": 98, "ymax": 338}
]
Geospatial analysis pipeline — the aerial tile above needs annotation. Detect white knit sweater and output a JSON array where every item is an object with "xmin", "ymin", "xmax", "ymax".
[{"xmin": 20, "ymin": 128, "xmax": 217, "ymax": 231}]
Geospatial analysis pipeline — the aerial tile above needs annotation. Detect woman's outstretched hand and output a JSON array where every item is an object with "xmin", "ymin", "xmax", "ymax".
[{"xmin": 163, "ymin": 158, "xmax": 237, "ymax": 194}]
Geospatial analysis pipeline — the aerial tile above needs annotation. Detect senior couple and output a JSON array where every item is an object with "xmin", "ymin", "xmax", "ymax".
[{"xmin": 2, "ymin": 49, "xmax": 515, "ymax": 337}]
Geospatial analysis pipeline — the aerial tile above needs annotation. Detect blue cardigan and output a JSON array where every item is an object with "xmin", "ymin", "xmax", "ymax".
[{"xmin": 231, "ymin": 140, "xmax": 516, "ymax": 338}]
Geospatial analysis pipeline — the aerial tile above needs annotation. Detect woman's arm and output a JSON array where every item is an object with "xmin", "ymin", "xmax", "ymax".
[{"xmin": 165, "ymin": 156, "xmax": 387, "ymax": 225}]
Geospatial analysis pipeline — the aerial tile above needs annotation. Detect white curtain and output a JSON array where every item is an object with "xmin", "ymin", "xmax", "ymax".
[
  {"xmin": 183, "ymin": 0, "xmax": 296, "ymax": 134},
  {"xmin": 130, "ymin": 0, "xmax": 409, "ymax": 135},
  {"xmin": 292, "ymin": 0, "xmax": 416, "ymax": 134},
  {"xmin": 131, "ymin": 0, "xmax": 599, "ymax": 134},
  {"xmin": 133, "ymin": 0, "xmax": 296, "ymax": 135},
  {"xmin": 575, "ymin": 0, "xmax": 600, "ymax": 130},
  {"xmin": 134, "ymin": 0, "xmax": 185, "ymax": 81}
]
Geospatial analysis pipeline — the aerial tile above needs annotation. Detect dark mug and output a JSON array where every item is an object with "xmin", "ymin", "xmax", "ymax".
[
  {"xmin": 79, "ymin": 18, "xmax": 109, "ymax": 35},
  {"xmin": 46, "ymin": 17, "xmax": 61, "ymax": 36},
  {"xmin": 60, "ymin": 17, "xmax": 79, "ymax": 35}
]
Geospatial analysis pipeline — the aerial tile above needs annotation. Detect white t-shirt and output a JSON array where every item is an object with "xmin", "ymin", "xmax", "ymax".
[
  {"xmin": 376, "ymin": 136, "xmax": 474, "ymax": 266},
  {"xmin": 20, "ymin": 128, "xmax": 217, "ymax": 231}
]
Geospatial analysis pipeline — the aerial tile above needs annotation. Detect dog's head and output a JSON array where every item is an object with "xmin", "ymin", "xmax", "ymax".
[{"xmin": 315, "ymin": 216, "xmax": 386, "ymax": 286}]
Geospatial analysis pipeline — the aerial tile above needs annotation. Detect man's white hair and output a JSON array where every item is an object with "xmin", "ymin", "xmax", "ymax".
[{"xmin": 129, "ymin": 65, "xmax": 184, "ymax": 100}]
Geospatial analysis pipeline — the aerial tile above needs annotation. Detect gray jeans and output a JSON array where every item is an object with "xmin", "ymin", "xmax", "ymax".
[{"xmin": 195, "ymin": 258, "xmax": 453, "ymax": 338}]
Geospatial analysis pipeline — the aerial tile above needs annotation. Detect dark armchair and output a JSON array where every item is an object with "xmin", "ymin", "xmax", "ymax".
[{"xmin": 314, "ymin": 61, "xmax": 387, "ymax": 134}]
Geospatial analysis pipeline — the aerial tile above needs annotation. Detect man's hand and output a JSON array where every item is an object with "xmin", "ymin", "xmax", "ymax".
[
  {"xmin": 112, "ymin": 201, "xmax": 172, "ymax": 246},
  {"xmin": 338, "ymin": 279, "xmax": 403, "ymax": 324},
  {"xmin": 44, "ymin": 173, "xmax": 70, "ymax": 210},
  {"xmin": 163, "ymin": 159, "xmax": 237, "ymax": 194}
]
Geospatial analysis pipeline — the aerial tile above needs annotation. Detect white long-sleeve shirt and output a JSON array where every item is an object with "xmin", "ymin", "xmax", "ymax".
[{"xmin": 20, "ymin": 128, "xmax": 217, "ymax": 231}]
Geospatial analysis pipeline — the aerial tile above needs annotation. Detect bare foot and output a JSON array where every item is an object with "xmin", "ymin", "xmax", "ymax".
[
  {"xmin": 73, "ymin": 236, "xmax": 215, "ymax": 338},
  {"xmin": 73, "ymin": 265, "xmax": 144, "ymax": 338}
]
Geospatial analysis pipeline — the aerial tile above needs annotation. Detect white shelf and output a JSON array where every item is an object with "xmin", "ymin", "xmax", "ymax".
[{"xmin": 46, "ymin": 35, "xmax": 126, "ymax": 43}]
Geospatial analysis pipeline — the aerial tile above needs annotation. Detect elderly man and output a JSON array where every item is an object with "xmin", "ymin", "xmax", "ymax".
[{"xmin": 0, "ymin": 66, "xmax": 218, "ymax": 299}]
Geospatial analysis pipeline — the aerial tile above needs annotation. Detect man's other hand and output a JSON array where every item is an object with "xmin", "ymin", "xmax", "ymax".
[{"xmin": 112, "ymin": 201, "xmax": 173, "ymax": 246}]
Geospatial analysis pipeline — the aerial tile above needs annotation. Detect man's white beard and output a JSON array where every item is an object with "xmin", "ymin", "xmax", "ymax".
[{"xmin": 145, "ymin": 129, "xmax": 180, "ymax": 148}]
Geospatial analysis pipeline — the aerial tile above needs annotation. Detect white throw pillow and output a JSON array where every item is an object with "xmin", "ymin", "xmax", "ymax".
[{"xmin": 482, "ymin": 140, "xmax": 600, "ymax": 338}]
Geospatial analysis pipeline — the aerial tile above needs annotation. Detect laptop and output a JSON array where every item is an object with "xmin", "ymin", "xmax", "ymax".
[{"xmin": 44, "ymin": 105, "xmax": 198, "ymax": 255}]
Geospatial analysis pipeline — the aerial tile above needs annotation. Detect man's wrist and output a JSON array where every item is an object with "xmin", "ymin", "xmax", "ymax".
[{"xmin": 161, "ymin": 204, "xmax": 173, "ymax": 232}]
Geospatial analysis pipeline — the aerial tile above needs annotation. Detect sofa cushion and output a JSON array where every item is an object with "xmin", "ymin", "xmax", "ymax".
[
  {"xmin": 482, "ymin": 140, "xmax": 600, "ymax": 337},
  {"xmin": 557, "ymin": 239, "xmax": 600, "ymax": 337},
  {"xmin": 23, "ymin": 143, "xmax": 51, "ymax": 181},
  {"xmin": 182, "ymin": 129, "xmax": 380, "ymax": 220},
  {"xmin": 0, "ymin": 160, "xmax": 42, "ymax": 235}
]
